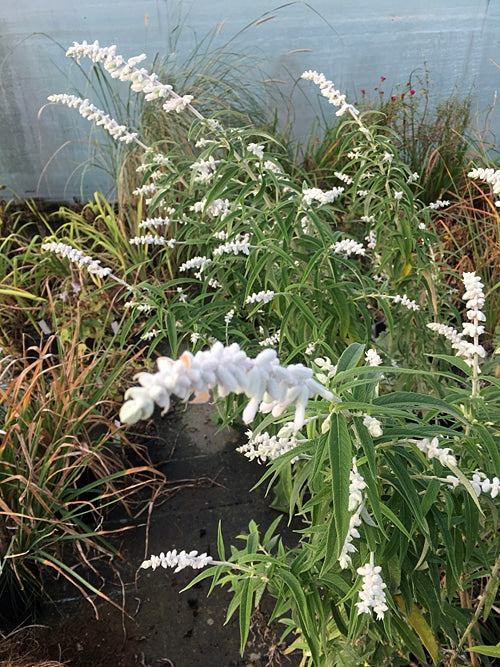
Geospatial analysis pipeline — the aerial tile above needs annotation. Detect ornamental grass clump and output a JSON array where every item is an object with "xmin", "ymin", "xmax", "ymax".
[{"xmin": 37, "ymin": 41, "xmax": 500, "ymax": 665}]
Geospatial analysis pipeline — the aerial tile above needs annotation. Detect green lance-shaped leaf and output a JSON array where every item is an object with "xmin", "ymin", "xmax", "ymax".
[{"xmin": 323, "ymin": 412, "xmax": 352, "ymax": 574}]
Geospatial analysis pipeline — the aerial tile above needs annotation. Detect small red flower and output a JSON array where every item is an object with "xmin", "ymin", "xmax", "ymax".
[
  {"xmin": 380, "ymin": 76, "xmax": 386, "ymax": 82},
  {"xmin": 361, "ymin": 89, "xmax": 366, "ymax": 94},
  {"xmin": 401, "ymin": 93, "xmax": 405, "ymax": 100},
  {"xmin": 379, "ymin": 90, "xmax": 384, "ymax": 95},
  {"xmin": 391, "ymin": 96, "xmax": 396, "ymax": 102},
  {"xmin": 410, "ymin": 89, "xmax": 416, "ymax": 95}
]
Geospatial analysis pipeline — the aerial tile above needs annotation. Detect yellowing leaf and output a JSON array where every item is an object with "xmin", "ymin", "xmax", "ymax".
[{"xmin": 394, "ymin": 594, "xmax": 439, "ymax": 665}]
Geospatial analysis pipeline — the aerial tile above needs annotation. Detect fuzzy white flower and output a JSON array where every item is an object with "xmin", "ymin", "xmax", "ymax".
[
  {"xmin": 427, "ymin": 271, "xmax": 487, "ymax": 369},
  {"xmin": 259, "ymin": 331, "xmax": 281, "ymax": 347},
  {"xmin": 129, "ymin": 235, "xmax": 175, "ymax": 247},
  {"xmin": 428, "ymin": 199, "xmax": 450, "ymax": 210},
  {"xmin": 141, "ymin": 549, "xmax": 213, "ymax": 572},
  {"xmin": 245, "ymin": 290, "xmax": 275, "ymax": 305},
  {"xmin": 41, "ymin": 241, "xmax": 113, "ymax": 278},
  {"xmin": 139, "ymin": 212, "xmax": 175, "ymax": 229},
  {"xmin": 363, "ymin": 415, "xmax": 383, "ymax": 437},
  {"xmin": 120, "ymin": 341, "xmax": 333, "ymax": 431},
  {"xmin": 224, "ymin": 309, "xmax": 235, "ymax": 326},
  {"xmin": 356, "ymin": 553, "xmax": 388, "ymax": 620},
  {"xmin": 179, "ymin": 256, "xmax": 212, "ymax": 273},
  {"xmin": 133, "ymin": 183, "xmax": 158, "ymax": 197},
  {"xmin": 213, "ymin": 234, "xmax": 251, "ymax": 257},
  {"xmin": 365, "ymin": 348, "xmax": 383, "ymax": 366},
  {"xmin": 191, "ymin": 156, "xmax": 218, "ymax": 183},
  {"xmin": 162, "ymin": 94, "xmax": 193, "ymax": 113},
  {"xmin": 48, "ymin": 94, "xmax": 140, "ymax": 144},
  {"xmin": 301, "ymin": 70, "xmax": 359, "ymax": 117},
  {"xmin": 338, "ymin": 505, "xmax": 363, "ymax": 569},
  {"xmin": 392, "ymin": 294, "xmax": 420, "ymax": 311},
  {"xmin": 331, "ymin": 239, "xmax": 366, "ymax": 257},
  {"xmin": 247, "ymin": 143, "xmax": 265, "ymax": 158},
  {"xmin": 238, "ymin": 429, "xmax": 300, "ymax": 463},
  {"xmin": 415, "ymin": 436, "xmax": 457, "ymax": 468},
  {"xmin": 468, "ymin": 167, "xmax": 500, "ymax": 206},
  {"xmin": 334, "ymin": 171, "xmax": 354, "ymax": 185},
  {"xmin": 302, "ymin": 186, "xmax": 344, "ymax": 206}
]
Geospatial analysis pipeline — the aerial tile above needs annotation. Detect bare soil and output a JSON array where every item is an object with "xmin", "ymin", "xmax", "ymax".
[{"xmin": 24, "ymin": 404, "xmax": 302, "ymax": 667}]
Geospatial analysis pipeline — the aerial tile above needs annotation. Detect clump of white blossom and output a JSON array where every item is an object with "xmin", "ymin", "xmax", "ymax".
[
  {"xmin": 65, "ymin": 40, "xmax": 203, "ymax": 120},
  {"xmin": 356, "ymin": 553, "xmax": 388, "ymax": 620},
  {"xmin": 391, "ymin": 294, "xmax": 420, "ymax": 311},
  {"xmin": 47, "ymin": 94, "xmax": 141, "ymax": 145},
  {"xmin": 237, "ymin": 428, "xmax": 301, "ymax": 463},
  {"xmin": 41, "ymin": 242, "xmax": 113, "ymax": 279},
  {"xmin": 213, "ymin": 234, "xmax": 251, "ymax": 257},
  {"xmin": 428, "ymin": 199, "xmax": 450, "ymax": 210},
  {"xmin": 427, "ymin": 271, "xmax": 486, "ymax": 370},
  {"xmin": 414, "ymin": 436, "xmax": 457, "ymax": 468},
  {"xmin": 259, "ymin": 330, "xmax": 281, "ymax": 347},
  {"xmin": 301, "ymin": 186, "xmax": 344, "ymax": 206},
  {"xmin": 191, "ymin": 156, "xmax": 219, "ymax": 183},
  {"xmin": 245, "ymin": 290, "xmax": 275, "ymax": 305},
  {"xmin": 331, "ymin": 239, "xmax": 366, "ymax": 257},
  {"xmin": 129, "ymin": 235, "xmax": 176, "ymax": 247},
  {"xmin": 365, "ymin": 348, "xmax": 383, "ymax": 366},
  {"xmin": 363, "ymin": 415, "xmax": 383, "ymax": 437},
  {"xmin": 120, "ymin": 341, "xmax": 333, "ymax": 431},
  {"xmin": 247, "ymin": 143, "xmax": 265, "ymax": 159},
  {"xmin": 141, "ymin": 549, "xmax": 213, "ymax": 572},
  {"xmin": 338, "ymin": 458, "xmax": 366, "ymax": 569},
  {"xmin": 301, "ymin": 70, "xmax": 359, "ymax": 117},
  {"xmin": 468, "ymin": 167, "xmax": 500, "ymax": 207}
]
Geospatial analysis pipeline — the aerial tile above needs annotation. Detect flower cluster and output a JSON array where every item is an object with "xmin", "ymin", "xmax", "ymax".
[
  {"xmin": 179, "ymin": 256, "xmax": 212, "ymax": 273},
  {"xmin": 259, "ymin": 330, "xmax": 281, "ymax": 347},
  {"xmin": 237, "ymin": 429, "xmax": 300, "ymax": 463},
  {"xmin": 301, "ymin": 186, "xmax": 344, "ymax": 206},
  {"xmin": 468, "ymin": 167, "xmax": 500, "ymax": 206},
  {"xmin": 338, "ymin": 459, "xmax": 366, "ymax": 569},
  {"xmin": 138, "ymin": 214, "xmax": 174, "ymax": 230},
  {"xmin": 47, "ymin": 94, "xmax": 139, "ymax": 144},
  {"xmin": 245, "ymin": 290, "xmax": 275, "ymax": 305},
  {"xmin": 446, "ymin": 472, "xmax": 500, "ymax": 499},
  {"xmin": 129, "ymin": 235, "xmax": 176, "ymax": 247},
  {"xmin": 356, "ymin": 553, "xmax": 388, "ymax": 620},
  {"xmin": 363, "ymin": 415, "xmax": 383, "ymax": 437},
  {"xmin": 213, "ymin": 233, "xmax": 251, "ymax": 257},
  {"xmin": 427, "ymin": 271, "xmax": 486, "ymax": 369},
  {"xmin": 66, "ymin": 40, "xmax": 176, "ymax": 103},
  {"xmin": 331, "ymin": 239, "xmax": 366, "ymax": 257},
  {"xmin": 119, "ymin": 341, "xmax": 333, "ymax": 430},
  {"xmin": 191, "ymin": 198, "xmax": 232, "ymax": 219},
  {"xmin": 428, "ymin": 199, "xmax": 450, "ymax": 210},
  {"xmin": 392, "ymin": 294, "xmax": 420, "ymax": 311},
  {"xmin": 191, "ymin": 156, "xmax": 219, "ymax": 183},
  {"xmin": 141, "ymin": 549, "xmax": 213, "ymax": 573},
  {"xmin": 301, "ymin": 70, "xmax": 359, "ymax": 117},
  {"xmin": 41, "ymin": 241, "xmax": 112, "ymax": 278},
  {"xmin": 414, "ymin": 436, "xmax": 457, "ymax": 468},
  {"xmin": 365, "ymin": 348, "xmax": 383, "ymax": 366},
  {"xmin": 163, "ymin": 94, "xmax": 194, "ymax": 113},
  {"xmin": 247, "ymin": 143, "xmax": 265, "ymax": 158}
]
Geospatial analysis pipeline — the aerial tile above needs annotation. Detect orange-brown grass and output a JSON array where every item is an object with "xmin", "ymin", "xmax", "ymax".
[
  {"xmin": 435, "ymin": 178, "xmax": 500, "ymax": 349},
  {"xmin": 0, "ymin": 329, "xmax": 165, "ymax": 617}
]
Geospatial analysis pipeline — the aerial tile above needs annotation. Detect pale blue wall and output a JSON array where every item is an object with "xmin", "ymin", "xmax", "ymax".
[{"xmin": 0, "ymin": 0, "xmax": 498, "ymax": 200}]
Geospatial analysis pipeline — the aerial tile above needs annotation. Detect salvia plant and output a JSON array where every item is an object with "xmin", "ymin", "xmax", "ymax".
[{"xmin": 40, "ymin": 40, "xmax": 499, "ymax": 665}]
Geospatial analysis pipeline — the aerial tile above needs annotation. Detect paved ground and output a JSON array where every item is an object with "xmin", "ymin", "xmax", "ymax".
[{"xmin": 33, "ymin": 404, "xmax": 301, "ymax": 667}]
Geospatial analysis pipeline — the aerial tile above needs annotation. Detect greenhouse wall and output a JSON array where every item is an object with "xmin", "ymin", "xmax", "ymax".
[{"xmin": 0, "ymin": 0, "xmax": 498, "ymax": 201}]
